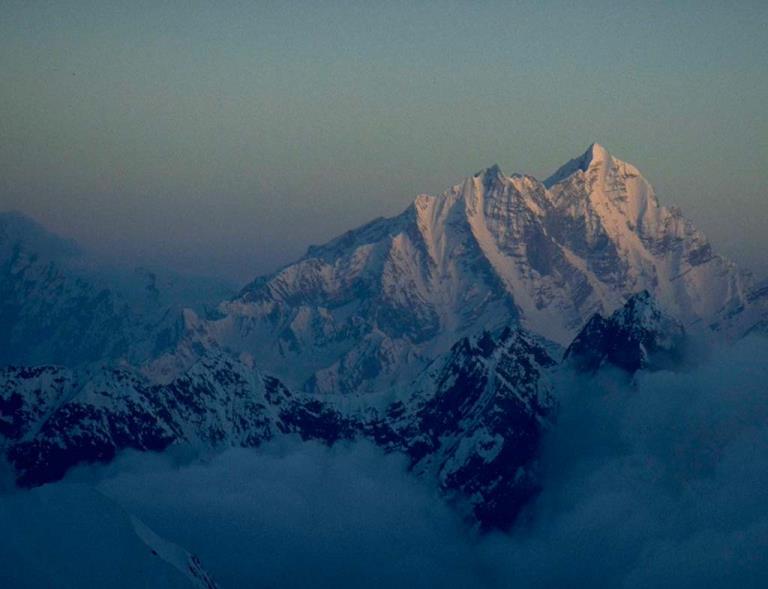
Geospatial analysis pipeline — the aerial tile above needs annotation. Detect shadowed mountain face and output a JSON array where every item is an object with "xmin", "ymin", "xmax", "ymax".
[
  {"xmin": 0, "ymin": 328, "xmax": 556, "ymax": 530},
  {"xmin": 1, "ymin": 144, "xmax": 766, "ymax": 533},
  {"xmin": 0, "ymin": 212, "xmax": 233, "ymax": 367},
  {"xmin": 564, "ymin": 290, "xmax": 686, "ymax": 373}
]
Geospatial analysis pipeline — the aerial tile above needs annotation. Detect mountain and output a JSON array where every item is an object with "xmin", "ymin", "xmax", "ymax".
[
  {"xmin": 0, "ymin": 326, "xmax": 556, "ymax": 530},
  {"xmin": 0, "ymin": 292, "xmax": 695, "ymax": 529},
  {"xmin": 195, "ymin": 143, "xmax": 751, "ymax": 395},
  {"xmin": 0, "ymin": 211, "xmax": 233, "ymax": 367},
  {"xmin": 564, "ymin": 290, "xmax": 686, "ymax": 373},
  {"xmin": 2, "ymin": 143, "xmax": 764, "ymax": 534},
  {"xmin": 392, "ymin": 327, "xmax": 557, "ymax": 529}
]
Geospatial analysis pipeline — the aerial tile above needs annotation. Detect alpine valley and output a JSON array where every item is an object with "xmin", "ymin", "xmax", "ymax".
[{"xmin": 2, "ymin": 144, "xmax": 767, "ymax": 586}]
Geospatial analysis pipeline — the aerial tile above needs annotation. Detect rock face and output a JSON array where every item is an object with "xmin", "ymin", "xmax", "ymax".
[
  {"xmin": 0, "ymin": 351, "xmax": 342, "ymax": 488},
  {"xmin": 0, "ymin": 328, "xmax": 556, "ymax": 530},
  {"xmin": 564, "ymin": 291, "xmax": 686, "ymax": 373},
  {"xmin": 395, "ymin": 327, "xmax": 557, "ymax": 529},
  {"xmin": 200, "ymin": 143, "xmax": 750, "ymax": 394}
]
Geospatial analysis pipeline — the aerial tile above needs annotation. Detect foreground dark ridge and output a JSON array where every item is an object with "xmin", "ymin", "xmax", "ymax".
[{"xmin": 0, "ymin": 293, "xmax": 684, "ymax": 530}]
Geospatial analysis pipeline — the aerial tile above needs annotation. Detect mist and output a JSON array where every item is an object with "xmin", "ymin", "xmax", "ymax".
[{"xmin": 95, "ymin": 442, "xmax": 486, "ymax": 588}]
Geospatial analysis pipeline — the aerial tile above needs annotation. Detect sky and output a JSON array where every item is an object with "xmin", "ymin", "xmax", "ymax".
[{"xmin": 0, "ymin": 1, "xmax": 766, "ymax": 283}]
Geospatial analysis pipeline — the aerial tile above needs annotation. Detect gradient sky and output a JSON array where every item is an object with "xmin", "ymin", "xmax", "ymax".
[{"xmin": 1, "ymin": 1, "xmax": 766, "ymax": 282}]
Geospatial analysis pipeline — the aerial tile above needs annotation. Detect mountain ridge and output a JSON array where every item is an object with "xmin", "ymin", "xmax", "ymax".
[
  {"xmin": 2, "ymin": 144, "xmax": 766, "ymax": 531},
  {"xmin": 0, "ymin": 291, "xmax": 708, "ymax": 530},
  {"xmin": 194, "ymin": 143, "xmax": 759, "ymax": 395}
]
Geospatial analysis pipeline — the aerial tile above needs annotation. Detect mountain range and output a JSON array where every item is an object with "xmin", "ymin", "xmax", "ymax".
[{"xmin": 1, "ymin": 143, "xmax": 766, "ymax": 544}]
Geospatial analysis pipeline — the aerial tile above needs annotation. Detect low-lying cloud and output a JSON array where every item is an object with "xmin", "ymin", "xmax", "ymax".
[
  {"xmin": 5, "ymin": 336, "xmax": 768, "ymax": 588},
  {"xmin": 493, "ymin": 335, "xmax": 768, "ymax": 588},
  {"xmin": 96, "ymin": 440, "xmax": 487, "ymax": 588}
]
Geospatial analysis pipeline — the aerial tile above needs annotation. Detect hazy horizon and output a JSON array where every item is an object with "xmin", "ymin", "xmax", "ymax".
[{"xmin": 1, "ymin": 1, "xmax": 766, "ymax": 283}]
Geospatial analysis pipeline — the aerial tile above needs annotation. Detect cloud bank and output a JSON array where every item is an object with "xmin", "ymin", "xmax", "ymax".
[
  {"xmin": 4, "ymin": 336, "xmax": 768, "ymax": 588},
  {"xmin": 494, "ymin": 335, "xmax": 768, "ymax": 588}
]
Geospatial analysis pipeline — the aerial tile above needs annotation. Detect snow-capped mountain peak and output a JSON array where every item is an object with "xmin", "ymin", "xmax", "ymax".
[
  {"xmin": 475, "ymin": 163, "xmax": 503, "ymax": 177},
  {"xmin": 563, "ymin": 141, "xmax": 642, "ymax": 185},
  {"xmin": 586, "ymin": 141, "xmax": 610, "ymax": 164},
  {"xmin": 543, "ymin": 142, "xmax": 609, "ymax": 187},
  {"xmin": 191, "ymin": 144, "xmax": 756, "ymax": 394},
  {"xmin": 3, "ymin": 144, "xmax": 761, "ymax": 397}
]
